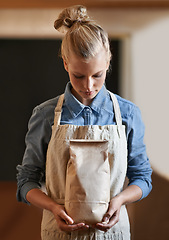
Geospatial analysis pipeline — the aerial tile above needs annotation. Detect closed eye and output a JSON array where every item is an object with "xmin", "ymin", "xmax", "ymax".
[
  {"xmin": 93, "ymin": 73, "xmax": 103, "ymax": 78},
  {"xmin": 73, "ymin": 74, "xmax": 84, "ymax": 79}
]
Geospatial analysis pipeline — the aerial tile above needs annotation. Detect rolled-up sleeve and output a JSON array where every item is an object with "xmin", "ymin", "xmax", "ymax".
[
  {"xmin": 16, "ymin": 106, "xmax": 52, "ymax": 204},
  {"xmin": 126, "ymin": 106, "xmax": 152, "ymax": 200}
]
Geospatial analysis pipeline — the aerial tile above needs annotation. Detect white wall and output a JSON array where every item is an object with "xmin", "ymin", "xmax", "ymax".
[
  {"xmin": 130, "ymin": 17, "xmax": 169, "ymax": 180},
  {"xmin": 91, "ymin": 9, "xmax": 169, "ymax": 179}
]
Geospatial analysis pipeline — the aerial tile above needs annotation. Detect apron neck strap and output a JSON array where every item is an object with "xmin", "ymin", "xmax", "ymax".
[
  {"xmin": 108, "ymin": 91, "xmax": 123, "ymax": 137},
  {"xmin": 108, "ymin": 91, "xmax": 122, "ymax": 126},
  {"xmin": 54, "ymin": 94, "xmax": 64, "ymax": 126}
]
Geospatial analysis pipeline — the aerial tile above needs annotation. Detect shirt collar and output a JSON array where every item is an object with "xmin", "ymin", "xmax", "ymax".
[
  {"xmin": 64, "ymin": 82, "xmax": 112, "ymax": 118},
  {"xmin": 90, "ymin": 84, "xmax": 110, "ymax": 114},
  {"xmin": 64, "ymin": 82, "xmax": 84, "ymax": 118}
]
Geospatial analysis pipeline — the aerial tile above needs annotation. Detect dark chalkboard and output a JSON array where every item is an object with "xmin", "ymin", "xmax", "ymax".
[{"xmin": 0, "ymin": 39, "xmax": 120, "ymax": 180}]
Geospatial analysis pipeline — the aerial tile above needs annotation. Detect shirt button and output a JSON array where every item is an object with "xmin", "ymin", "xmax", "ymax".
[{"xmin": 84, "ymin": 107, "xmax": 92, "ymax": 113}]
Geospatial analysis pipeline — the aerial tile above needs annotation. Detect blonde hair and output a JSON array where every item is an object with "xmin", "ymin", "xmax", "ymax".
[{"xmin": 54, "ymin": 5, "xmax": 111, "ymax": 63}]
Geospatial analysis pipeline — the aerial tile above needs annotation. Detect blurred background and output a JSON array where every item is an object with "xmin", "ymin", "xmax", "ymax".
[{"xmin": 0, "ymin": 0, "xmax": 169, "ymax": 239}]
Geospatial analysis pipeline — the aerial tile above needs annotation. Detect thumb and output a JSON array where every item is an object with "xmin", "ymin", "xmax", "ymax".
[
  {"xmin": 60, "ymin": 210, "xmax": 74, "ymax": 225},
  {"xmin": 102, "ymin": 213, "xmax": 111, "ymax": 224}
]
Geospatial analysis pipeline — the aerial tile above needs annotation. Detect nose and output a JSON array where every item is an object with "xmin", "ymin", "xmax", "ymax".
[{"xmin": 85, "ymin": 77, "xmax": 93, "ymax": 91}]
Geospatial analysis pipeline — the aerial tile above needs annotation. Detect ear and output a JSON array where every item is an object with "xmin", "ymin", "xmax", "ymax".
[
  {"xmin": 106, "ymin": 60, "xmax": 110, "ymax": 71},
  {"xmin": 62, "ymin": 57, "xmax": 68, "ymax": 72}
]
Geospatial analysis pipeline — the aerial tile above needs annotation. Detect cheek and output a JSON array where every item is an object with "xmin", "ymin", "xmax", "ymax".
[
  {"xmin": 97, "ymin": 76, "xmax": 106, "ymax": 87},
  {"xmin": 70, "ymin": 77, "xmax": 80, "ymax": 89},
  {"xmin": 69, "ymin": 74, "xmax": 75, "ymax": 84}
]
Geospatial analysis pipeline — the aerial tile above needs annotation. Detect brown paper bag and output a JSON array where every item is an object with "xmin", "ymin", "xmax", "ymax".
[{"xmin": 65, "ymin": 140, "xmax": 110, "ymax": 224}]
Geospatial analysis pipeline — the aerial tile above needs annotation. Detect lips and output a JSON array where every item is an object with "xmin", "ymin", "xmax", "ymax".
[{"xmin": 84, "ymin": 91, "xmax": 94, "ymax": 96}]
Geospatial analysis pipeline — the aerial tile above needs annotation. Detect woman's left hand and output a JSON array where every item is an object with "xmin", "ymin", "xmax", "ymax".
[
  {"xmin": 94, "ymin": 185, "xmax": 143, "ymax": 232},
  {"xmin": 94, "ymin": 196, "xmax": 122, "ymax": 232}
]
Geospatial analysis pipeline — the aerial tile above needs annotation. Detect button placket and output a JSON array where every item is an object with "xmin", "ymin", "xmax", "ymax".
[{"xmin": 84, "ymin": 107, "xmax": 92, "ymax": 125}]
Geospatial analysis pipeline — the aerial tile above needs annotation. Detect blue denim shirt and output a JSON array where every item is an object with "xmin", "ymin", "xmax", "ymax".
[{"xmin": 16, "ymin": 82, "xmax": 152, "ymax": 204}]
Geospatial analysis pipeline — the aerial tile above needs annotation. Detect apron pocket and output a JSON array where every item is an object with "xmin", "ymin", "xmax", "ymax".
[{"xmin": 65, "ymin": 140, "xmax": 110, "ymax": 224}]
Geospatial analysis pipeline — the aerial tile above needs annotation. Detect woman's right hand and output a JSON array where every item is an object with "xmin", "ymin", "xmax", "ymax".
[
  {"xmin": 51, "ymin": 203, "xmax": 89, "ymax": 232},
  {"xmin": 26, "ymin": 188, "xmax": 89, "ymax": 232}
]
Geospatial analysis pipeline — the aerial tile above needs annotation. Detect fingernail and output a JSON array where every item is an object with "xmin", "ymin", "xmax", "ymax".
[
  {"xmin": 66, "ymin": 220, "xmax": 74, "ymax": 225},
  {"xmin": 102, "ymin": 217, "xmax": 109, "ymax": 224}
]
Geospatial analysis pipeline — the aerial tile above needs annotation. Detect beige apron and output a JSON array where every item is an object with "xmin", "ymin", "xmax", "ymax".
[{"xmin": 41, "ymin": 91, "xmax": 130, "ymax": 240}]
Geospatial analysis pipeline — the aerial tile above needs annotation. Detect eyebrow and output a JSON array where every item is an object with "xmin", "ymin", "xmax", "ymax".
[{"xmin": 73, "ymin": 70, "xmax": 103, "ymax": 76}]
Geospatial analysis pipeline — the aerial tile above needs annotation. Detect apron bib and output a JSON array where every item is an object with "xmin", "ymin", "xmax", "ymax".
[{"xmin": 41, "ymin": 91, "xmax": 130, "ymax": 240}]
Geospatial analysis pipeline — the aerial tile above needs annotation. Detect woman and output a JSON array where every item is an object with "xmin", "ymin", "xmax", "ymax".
[{"xmin": 16, "ymin": 5, "xmax": 152, "ymax": 240}]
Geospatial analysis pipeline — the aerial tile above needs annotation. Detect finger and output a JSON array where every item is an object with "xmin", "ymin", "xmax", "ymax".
[
  {"xmin": 95, "ymin": 221, "xmax": 112, "ymax": 232},
  {"xmin": 95, "ymin": 222, "xmax": 109, "ymax": 232},
  {"xmin": 95, "ymin": 212, "xmax": 119, "ymax": 232},
  {"xmin": 102, "ymin": 213, "xmax": 111, "ymax": 224},
  {"xmin": 62, "ymin": 222, "xmax": 86, "ymax": 232},
  {"xmin": 108, "ymin": 215, "xmax": 119, "ymax": 227},
  {"xmin": 59, "ymin": 210, "xmax": 74, "ymax": 225},
  {"xmin": 70, "ymin": 223, "xmax": 89, "ymax": 231}
]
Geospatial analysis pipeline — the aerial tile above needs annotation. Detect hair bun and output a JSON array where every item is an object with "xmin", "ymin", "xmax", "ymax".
[{"xmin": 54, "ymin": 5, "xmax": 90, "ymax": 33}]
